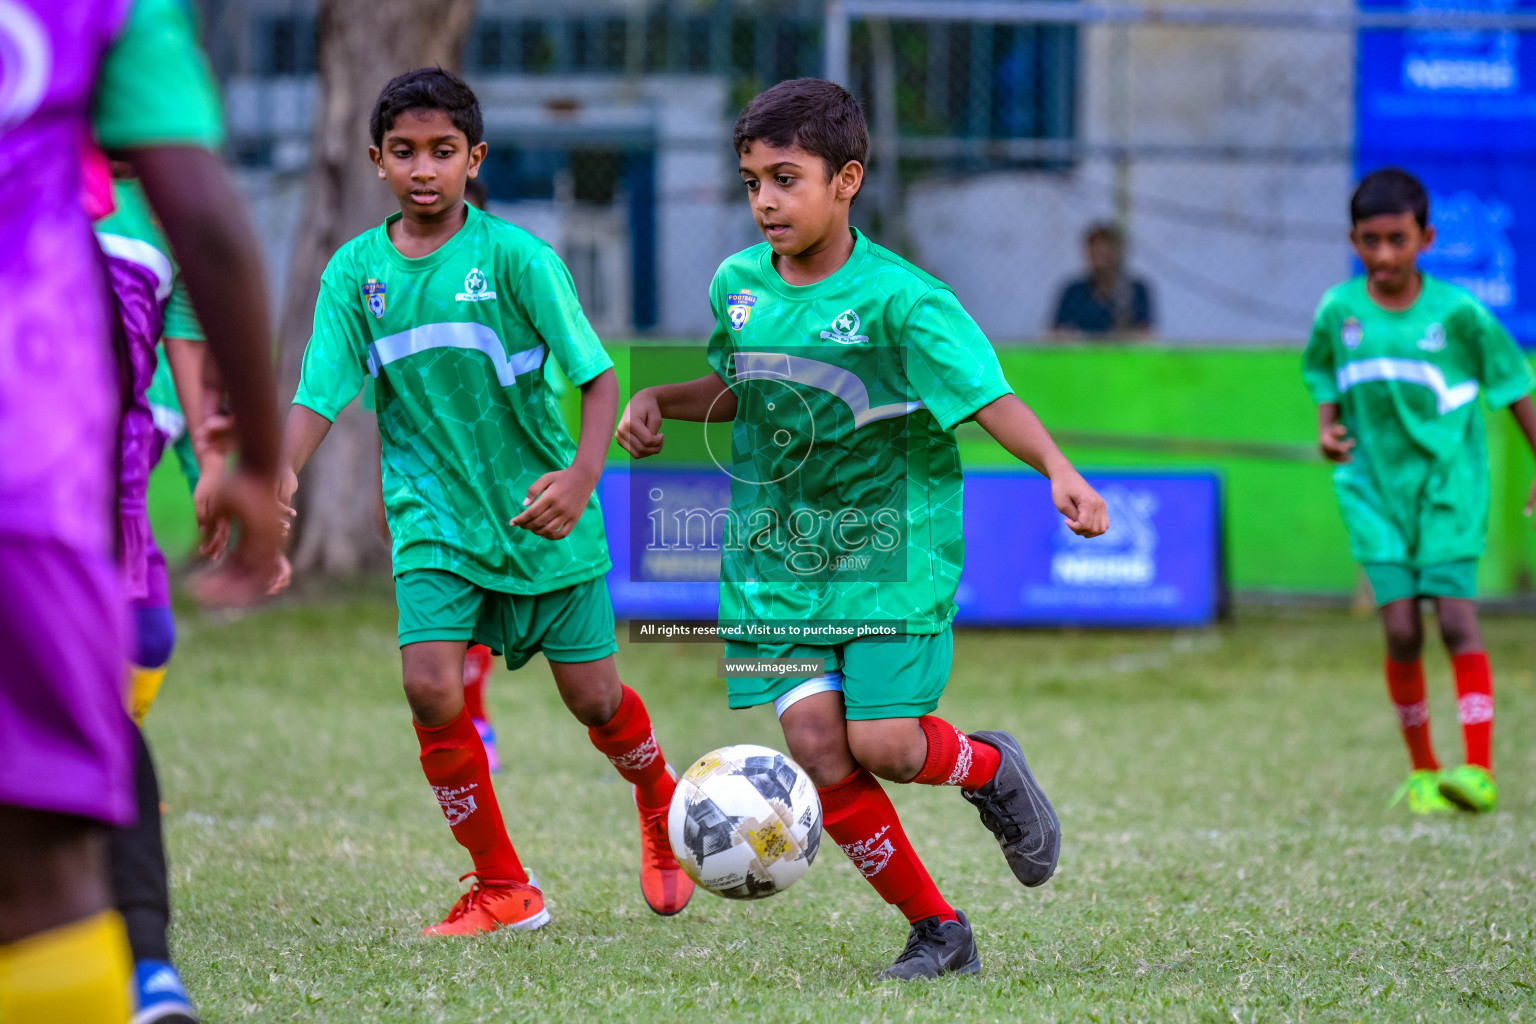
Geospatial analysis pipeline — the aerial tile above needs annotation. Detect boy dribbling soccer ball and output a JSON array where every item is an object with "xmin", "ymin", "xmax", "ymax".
[
  {"xmin": 278, "ymin": 69, "xmax": 692, "ymax": 934},
  {"xmin": 619, "ymin": 79, "xmax": 1108, "ymax": 979},
  {"xmin": 1303, "ymin": 168, "xmax": 1536, "ymax": 815}
]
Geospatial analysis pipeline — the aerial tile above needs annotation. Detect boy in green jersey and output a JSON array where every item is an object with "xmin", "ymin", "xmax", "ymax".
[
  {"xmin": 618, "ymin": 79, "xmax": 1109, "ymax": 980},
  {"xmin": 1303, "ymin": 168, "xmax": 1536, "ymax": 816},
  {"xmin": 278, "ymin": 69, "xmax": 693, "ymax": 935}
]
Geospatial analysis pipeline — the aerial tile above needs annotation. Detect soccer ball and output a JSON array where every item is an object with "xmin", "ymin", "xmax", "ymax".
[{"xmin": 667, "ymin": 744, "xmax": 822, "ymax": 900}]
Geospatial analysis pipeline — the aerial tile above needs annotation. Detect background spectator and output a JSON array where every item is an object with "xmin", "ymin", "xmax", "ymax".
[{"xmin": 1051, "ymin": 222, "xmax": 1156, "ymax": 338}]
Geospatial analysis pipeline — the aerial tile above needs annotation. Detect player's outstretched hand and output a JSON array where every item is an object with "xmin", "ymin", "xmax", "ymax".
[
  {"xmin": 268, "ymin": 553, "xmax": 293, "ymax": 595},
  {"xmin": 194, "ymin": 470, "xmax": 231, "ymax": 559},
  {"xmin": 1319, "ymin": 423, "xmax": 1355, "ymax": 463},
  {"xmin": 276, "ymin": 466, "xmax": 300, "ymax": 537},
  {"xmin": 194, "ymin": 413, "xmax": 236, "ymax": 557},
  {"xmin": 1526, "ymin": 478, "xmax": 1536, "ymax": 526},
  {"xmin": 190, "ymin": 467, "xmax": 286, "ymax": 608},
  {"xmin": 616, "ymin": 392, "xmax": 664, "ymax": 459},
  {"xmin": 1053, "ymin": 471, "xmax": 1109, "ymax": 538},
  {"xmin": 511, "ymin": 467, "xmax": 597, "ymax": 540}
]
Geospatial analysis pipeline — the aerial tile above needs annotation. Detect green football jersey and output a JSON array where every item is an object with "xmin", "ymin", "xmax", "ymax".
[
  {"xmin": 93, "ymin": 0, "xmax": 226, "ymax": 152},
  {"xmin": 1302, "ymin": 274, "xmax": 1535, "ymax": 567},
  {"xmin": 145, "ymin": 358, "xmax": 199, "ymax": 489},
  {"xmin": 705, "ymin": 228, "xmax": 1013, "ymax": 635},
  {"xmin": 294, "ymin": 205, "xmax": 615, "ymax": 593}
]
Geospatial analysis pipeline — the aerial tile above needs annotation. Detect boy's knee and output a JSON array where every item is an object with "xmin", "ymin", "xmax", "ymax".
[
  {"xmin": 1384, "ymin": 634, "xmax": 1421, "ymax": 662},
  {"xmin": 795, "ymin": 751, "xmax": 855, "ymax": 789},
  {"xmin": 550, "ymin": 662, "xmax": 623, "ymax": 728},
  {"xmin": 1380, "ymin": 607, "xmax": 1422, "ymax": 661},
  {"xmin": 847, "ymin": 727, "xmax": 926, "ymax": 783},
  {"xmin": 1436, "ymin": 605, "xmax": 1482, "ymax": 656},
  {"xmin": 401, "ymin": 672, "xmax": 460, "ymax": 726},
  {"xmin": 567, "ymin": 688, "xmax": 620, "ymax": 728},
  {"xmin": 782, "ymin": 724, "xmax": 854, "ymax": 789}
]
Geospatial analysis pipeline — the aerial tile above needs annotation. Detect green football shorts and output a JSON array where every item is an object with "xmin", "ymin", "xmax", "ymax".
[
  {"xmin": 723, "ymin": 629, "xmax": 953, "ymax": 721},
  {"xmin": 1363, "ymin": 560, "xmax": 1479, "ymax": 606},
  {"xmin": 395, "ymin": 570, "xmax": 618, "ymax": 668}
]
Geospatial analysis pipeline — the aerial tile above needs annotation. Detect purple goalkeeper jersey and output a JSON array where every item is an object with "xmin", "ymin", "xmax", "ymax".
[{"xmin": 0, "ymin": 0, "xmax": 133, "ymax": 556}]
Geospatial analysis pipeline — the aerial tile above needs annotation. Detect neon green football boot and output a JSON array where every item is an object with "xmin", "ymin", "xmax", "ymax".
[
  {"xmin": 1437, "ymin": 764, "xmax": 1498, "ymax": 814},
  {"xmin": 1388, "ymin": 769, "xmax": 1455, "ymax": 815}
]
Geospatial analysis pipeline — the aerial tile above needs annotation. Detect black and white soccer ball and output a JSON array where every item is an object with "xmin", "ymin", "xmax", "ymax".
[{"xmin": 667, "ymin": 744, "xmax": 822, "ymax": 900}]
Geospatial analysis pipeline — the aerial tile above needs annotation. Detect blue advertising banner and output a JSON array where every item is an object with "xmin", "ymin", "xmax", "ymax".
[
  {"xmin": 1357, "ymin": 1, "xmax": 1536, "ymax": 344},
  {"xmin": 1358, "ymin": 1, "xmax": 1536, "ymax": 154},
  {"xmin": 952, "ymin": 472, "xmax": 1223, "ymax": 628},
  {"xmin": 600, "ymin": 467, "xmax": 723, "ymax": 620},
  {"xmin": 597, "ymin": 468, "xmax": 1224, "ymax": 628}
]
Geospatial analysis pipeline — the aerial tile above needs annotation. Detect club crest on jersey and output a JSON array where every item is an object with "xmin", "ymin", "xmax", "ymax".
[
  {"xmin": 363, "ymin": 279, "xmax": 387, "ymax": 319},
  {"xmin": 726, "ymin": 288, "xmax": 757, "ymax": 331},
  {"xmin": 1341, "ymin": 317, "xmax": 1362, "ymax": 349},
  {"xmin": 1418, "ymin": 322, "xmax": 1446, "ymax": 352},
  {"xmin": 821, "ymin": 308, "xmax": 869, "ymax": 345},
  {"xmin": 456, "ymin": 267, "xmax": 497, "ymax": 303}
]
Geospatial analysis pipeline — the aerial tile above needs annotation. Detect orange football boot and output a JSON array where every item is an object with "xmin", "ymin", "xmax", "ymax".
[
  {"xmin": 421, "ymin": 872, "xmax": 549, "ymax": 936},
  {"xmin": 636, "ymin": 770, "xmax": 694, "ymax": 916}
]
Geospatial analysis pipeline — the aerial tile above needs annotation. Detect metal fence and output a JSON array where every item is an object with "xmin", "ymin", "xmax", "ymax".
[{"xmin": 204, "ymin": 0, "xmax": 1536, "ymax": 345}]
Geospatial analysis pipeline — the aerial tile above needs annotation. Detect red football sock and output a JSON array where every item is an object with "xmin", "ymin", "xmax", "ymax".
[
  {"xmin": 414, "ymin": 708, "xmax": 526, "ymax": 884},
  {"xmin": 462, "ymin": 644, "xmax": 493, "ymax": 723},
  {"xmin": 911, "ymin": 716, "xmax": 1001, "ymax": 789},
  {"xmin": 587, "ymin": 685, "xmax": 675, "ymax": 809},
  {"xmin": 1451, "ymin": 651, "xmax": 1494, "ymax": 771},
  {"xmin": 817, "ymin": 768, "xmax": 956, "ymax": 925},
  {"xmin": 1385, "ymin": 657, "xmax": 1438, "ymax": 772}
]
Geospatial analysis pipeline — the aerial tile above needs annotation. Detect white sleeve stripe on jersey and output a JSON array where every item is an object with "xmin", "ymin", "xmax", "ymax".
[
  {"xmin": 96, "ymin": 231, "xmax": 174, "ymax": 302},
  {"xmin": 365, "ymin": 321, "xmax": 546, "ymax": 387},
  {"xmin": 733, "ymin": 351, "xmax": 924, "ymax": 428},
  {"xmin": 1335, "ymin": 357, "xmax": 1479, "ymax": 415}
]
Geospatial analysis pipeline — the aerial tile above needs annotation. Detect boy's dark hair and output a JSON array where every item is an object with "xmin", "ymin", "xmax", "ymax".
[
  {"xmin": 370, "ymin": 67, "xmax": 483, "ymax": 150},
  {"xmin": 733, "ymin": 78, "xmax": 868, "ymax": 188},
  {"xmin": 1351, "ymin": 168, "xmax": 1429, "ymax": 228}
]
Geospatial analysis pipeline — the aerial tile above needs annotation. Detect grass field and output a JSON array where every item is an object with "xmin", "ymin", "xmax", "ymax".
[{"xmin": 148, "ymin": 588, "xmax": 1536, "ymax": 1022}]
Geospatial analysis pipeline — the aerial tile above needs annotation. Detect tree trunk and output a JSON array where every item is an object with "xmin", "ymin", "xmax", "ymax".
[{"xmin": 278, "ymin": 0, "xmax": 476, "ymax": 574}]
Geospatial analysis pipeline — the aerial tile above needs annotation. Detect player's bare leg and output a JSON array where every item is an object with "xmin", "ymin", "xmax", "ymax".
[
  {"xmin": 779, "ymin": 693, "xmax": 978, "ymax": 980},
  {"xmin": 0, "ymin": 809, "xmax": 113, "ymax": 946},
  {"xmin": 1432, "ymin": 599, "xmax": 1497, "ymax": 812},
  {"xmin": 0, "ymin": 808, "xmax": 130, "ymax": 1022},
  {"xmin": 846, "ymin": 719, "xmax": 926, "ymax": 782},
  {"xmin": 402, "ymin": 640, "xmax": 470, "ymax": 727},
  {"xmin": 1377, "ymin": 599, "xmax": 1455, "ymax": 813},
  {"xmin": 1379, "ymin": 598, "xmax": 1424, "ymax": 663},
  {"xmin": 551, "ymin": 656, "xmax": 693, "ymax": 915},
  {"xmin": 777, "ymin": 691, "xmax": 858, "ymax": 788},
  {"xmin": 546, "ymin": 654, "xmax": 621, "ymax": 728},
  {"xmin": 1434, "ymin": 598, "xmax": 1483, "ymax": 657},
  {"xmin": 401, "ymin": 642, "xmax": 545, "ymax": 936}
]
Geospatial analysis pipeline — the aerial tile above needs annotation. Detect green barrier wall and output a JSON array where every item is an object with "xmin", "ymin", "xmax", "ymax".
[
  {"xmin": 149, "ymin": 343, "xmax": 1535, "ymax": 596},
  {"xmin": 979, "ymin": 347, "xmax": 1535, "ymax": 596}
]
